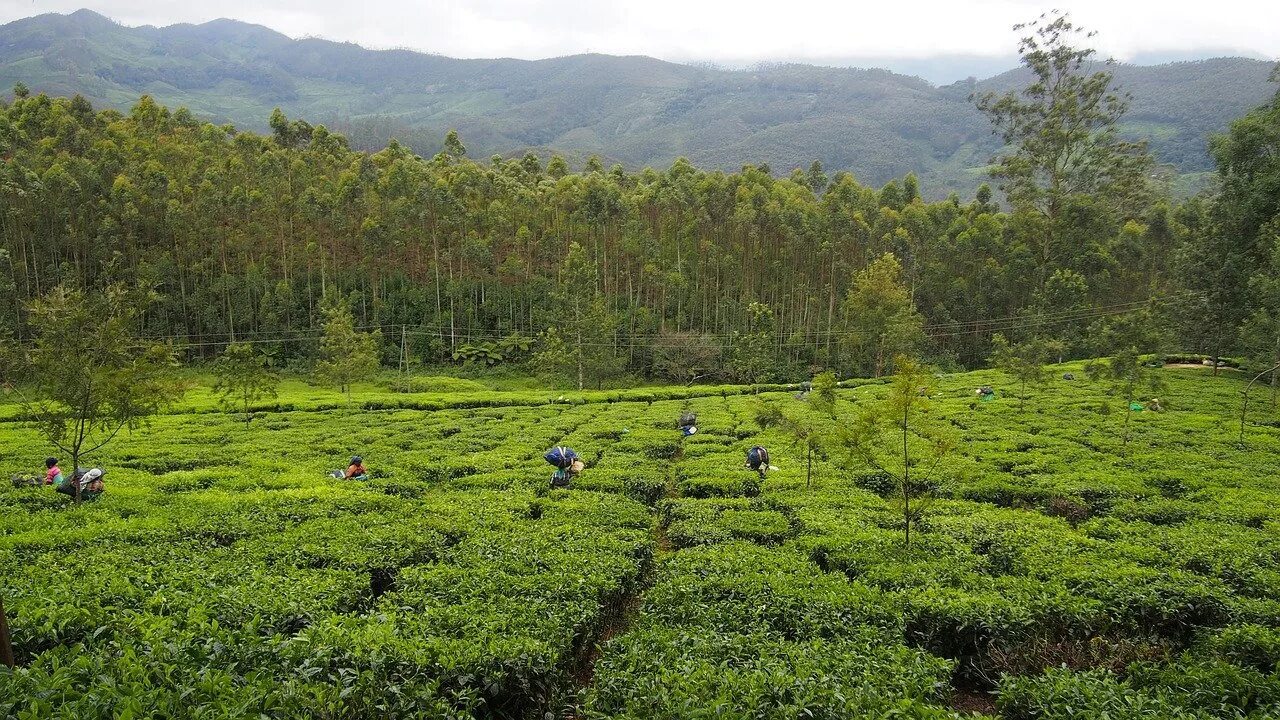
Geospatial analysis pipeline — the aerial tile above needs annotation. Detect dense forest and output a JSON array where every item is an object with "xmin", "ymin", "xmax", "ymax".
[
  {"xmin": 1, "ymin": 15, "xmax": 1278, "ymax": 388},
  {"xmin": 0, "ymin": 10, "xmax": 1275, "ymax": 196}
]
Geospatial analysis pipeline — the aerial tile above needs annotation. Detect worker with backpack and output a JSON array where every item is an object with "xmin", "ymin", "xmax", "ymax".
[
  {"xmin": 56, "ymin": 466, "xmax": 105, "ymax": 501},
  {"xmin": 544, "ymin": 446, "xmax": 583, "ymax": 488},
  {"xmin": 678, "ymin": 411, "xmax": 697, "ymax": 437},
  {"xmin": 746, "ymin": 445, "xmax": 772, "ymax": 480}
]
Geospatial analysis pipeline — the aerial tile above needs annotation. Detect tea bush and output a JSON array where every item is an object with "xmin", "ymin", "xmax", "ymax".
[{"xmin": 3, "ymin": 364, "xmax": 1280, "ymax": 717}]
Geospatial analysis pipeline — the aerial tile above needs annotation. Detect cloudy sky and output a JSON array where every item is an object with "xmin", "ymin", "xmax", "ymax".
[{"xmin": 2, "ymin": 0, "xmax": 1278, "ymax": 74}]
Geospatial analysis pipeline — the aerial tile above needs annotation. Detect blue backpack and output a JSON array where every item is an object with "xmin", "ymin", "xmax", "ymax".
[{"xmin": 544, "ymin": 446, "xmax": 578, "ymax": 469}]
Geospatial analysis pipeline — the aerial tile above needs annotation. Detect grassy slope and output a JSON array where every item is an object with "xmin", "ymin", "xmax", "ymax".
[{"xmin": 3, "ymin": 363, "xmax": 1280, "ymax": 717}]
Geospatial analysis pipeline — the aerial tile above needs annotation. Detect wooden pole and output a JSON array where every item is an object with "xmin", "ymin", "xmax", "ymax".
[
  {"xmin": 0, "ymin": 595, "xmax": 14, "ymax": 669},
  {"xmin": 400, "ymin": 324, "xmax": 407, "ymax": 377}
]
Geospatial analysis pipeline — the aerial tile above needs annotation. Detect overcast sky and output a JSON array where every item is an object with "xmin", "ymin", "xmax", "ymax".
[{"xmin": 3, "ymin": 0, "xmax": 1278, "ymax": 69}]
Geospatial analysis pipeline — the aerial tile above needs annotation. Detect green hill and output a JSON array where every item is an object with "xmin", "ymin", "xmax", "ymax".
[{"xmin": 0, "ymin": 9, "xmax": 1275, "ymax": 195}]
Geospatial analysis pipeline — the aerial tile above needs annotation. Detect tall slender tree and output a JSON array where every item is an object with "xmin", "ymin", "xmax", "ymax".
[
  {"xmin": 844, "ymin": 356, "xmax": 951, "ymax": 548},
  {"xmin": 975, "ymin": 11, "xmax": 1153, "ymax": 281}
]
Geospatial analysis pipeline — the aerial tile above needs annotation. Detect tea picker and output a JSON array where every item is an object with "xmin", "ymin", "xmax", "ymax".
[
  {"xmin": 678, "ymin": 411, "xmax": 697, "ymax": 437},
  {"xmin": 329, "ymin": 456, "xmax": 369, "ymax": 480},
  {"xmin": 745, "ymin": 445, "xmax": 776, "ymax": 480},
  {"xmin": 545, "ymin": 446, "xmax": 583, "ymax": 488},
  {"xmin": 56, "ymin": 467, "xmax": 105, "ymax": 501},
  {"xmin": 43, "ymin": 457, "xmax": 64, "ymax": 487},
  {"xmin": 975, "ymin": 385, "xmax": 996, "ymax": 402}
]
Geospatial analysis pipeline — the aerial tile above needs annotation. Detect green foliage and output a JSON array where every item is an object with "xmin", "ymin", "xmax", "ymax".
[
  {"xmin": 810, "ymin": 370, "xmax": 838, "ymax": 413},
  {"xmin": 315, "ymin": 295, "xmax": 381, "ymax": 401},
  {"xmin": 839, "ymin": 254, "xmax": 924, "ymax": 377},
  {"xmin": 8, "ymin": 284, "xmax": 181, "ymax": 490},
  {"xmin": 537, "ymin": 243, "xmax": 624, "ymax": 390},
  {"xmin": 975, "ymin": 12, "xmax": 1154, "ymax": 281},
  {"xmin": 769, "ymin": 373, "xmax": 841, "ymax": 488},
  {"xmin": 1086, "ymin": 348, "xmax": 1167, "ymax": 447},
  {"xmin": 0, "ymin": 363, "xmax": 1279, "ymax": 717},
  {"xmin": 451, "ymin": 334, "xmax": 532, "ymax": 367},
  {"xmin": 728, "ymin": 302, "xmax": 780, "ymax": 384},
  {"xmin": 212, "ymin": 343, "xmax": 279, "ymax": 427},
  {"xmin": 844, "ymin": 356, "xmax": 951, "ymax": 547},
  {"xmin": 0, "ymin": 83, "xmax": 1272, "ymax": 384},
  {"xmin": 990, "ymin": 333, "xmax": 1065, "ymax": 411}
]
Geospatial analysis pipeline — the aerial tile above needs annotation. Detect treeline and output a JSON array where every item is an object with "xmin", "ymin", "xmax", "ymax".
[{"xmin": 0, "ymin": 49, "xmax": 1277, "ymax": 387}]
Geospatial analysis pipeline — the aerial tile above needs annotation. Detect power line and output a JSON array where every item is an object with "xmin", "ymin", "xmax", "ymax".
[{"xmin": 6, "ymin": 292, "xmax": 1199, "ymax": 351}]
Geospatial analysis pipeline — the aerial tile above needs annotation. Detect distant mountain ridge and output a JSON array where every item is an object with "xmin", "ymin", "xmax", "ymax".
[{"xmin": 1, "ymin": 9, "xmax": 1275, "ymax": 196}]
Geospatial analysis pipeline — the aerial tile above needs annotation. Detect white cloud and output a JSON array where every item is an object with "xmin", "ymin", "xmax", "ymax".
[{"xmin": 3, "ymin": 0, "xmax": 1278, "ymax": 63}]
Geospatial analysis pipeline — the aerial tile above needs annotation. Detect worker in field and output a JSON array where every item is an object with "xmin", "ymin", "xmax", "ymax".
[
  {"xmin": 545, "ymin": 446, "xmax": 583, "ymax": 488},
  {"xmin": 678, "ymin": 411, "xmax": 697, "ymax": 437},
  {"xmin": 56, "ymin": 466, "xmax": 105, "ymax": 500},
  {"xmin": 344, "ymin": 456, "xmax": 369, "ymax": 481},
  {"xmin": 43, "ymin": 457, "xmax": 64, "ymax": 488},
  {"xmin": 746, "ymin": 445, "xmax": 772, "ymax": 480}
]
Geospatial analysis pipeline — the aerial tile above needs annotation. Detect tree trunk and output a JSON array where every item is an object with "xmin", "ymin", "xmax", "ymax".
[
  {"xmin": 71, "ymin": 437, "xmax": 82, "ymax": 506},
  {"xmin": 1123, "ymin": 387, "xmax": 1134, "ymax": 448},
  {"xmin": 0, "ymin": 595, "xmax": 13, "ymax": 669},
  {"xmin": 1272, "ymin": 335, "xmax": 1279, "ymax": 409},
  {"xmin": 577, "ymin": 345, "xmax": 584, "ymax": 391},
  {"xmin": 902, "ymin": 403, "xmax": 911, "ymax": 549}
]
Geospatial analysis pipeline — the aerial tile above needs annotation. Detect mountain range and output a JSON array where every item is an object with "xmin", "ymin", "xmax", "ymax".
[{"xmin": 1, "ymin": 9, "xmax": 1276, "ymax": 196}]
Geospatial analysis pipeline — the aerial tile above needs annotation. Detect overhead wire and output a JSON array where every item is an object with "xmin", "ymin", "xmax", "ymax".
[{"xmin": 5, "ymin": 291, "xmax": 1201, "ymax": 351}]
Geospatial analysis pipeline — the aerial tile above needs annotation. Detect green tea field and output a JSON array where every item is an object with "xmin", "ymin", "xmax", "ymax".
[{"xmin": 4, "ymin": 364, "xmax": 1280, "ymax": 719}]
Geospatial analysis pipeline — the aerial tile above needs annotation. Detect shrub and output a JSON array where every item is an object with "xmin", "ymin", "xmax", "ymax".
[{"xmin": 1200, "ymin": 624, "xmax": 1280, "ymax": 673}]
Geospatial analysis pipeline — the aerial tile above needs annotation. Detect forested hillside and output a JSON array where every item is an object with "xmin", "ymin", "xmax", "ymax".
[
  {"xmin": 0, "ymin": 10, "xmax": 1273, "ymax": 195},
  {"xmin": 0, "ymin": 80, "xmax": 1273, "ymax": 386}
]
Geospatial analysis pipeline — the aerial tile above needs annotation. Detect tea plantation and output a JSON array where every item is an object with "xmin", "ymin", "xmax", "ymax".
[{"xmin": 4, "ymin": 364, "xmax": 1280, "ymax": 719}]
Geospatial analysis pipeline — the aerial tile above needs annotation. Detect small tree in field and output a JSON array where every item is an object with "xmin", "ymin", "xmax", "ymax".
[
  {"xmin": 810, "ymin": 370, "xmax": 838, "ymax": 412},
  {"xmin": 316, "ymin": 295, "xmax": 381, "ymax": 404},
  {"xmin": 1086, "ymin": 348, "xmax": 1165, "ymax": 450},
  {"xmin": 990, "ymin": 333, "xmax": 1064, "ymax": 412},
  {"xmin": 792, "ymin": 371, "xmax": 839, "ymax": 487},
  {"xmin": 844, "ymin": 356, "xmax": 952, "ymax": 548},
  {"xmin": 7, "ymin": 284, "xmax": 180, "ymax": 502},
  {"xmin": 213, "ymin": 342, "xmax": 279, "ymax": 427},
  {"xmin": 753, "ymin": 371, "xmax": 841, "ymax": 488}
]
